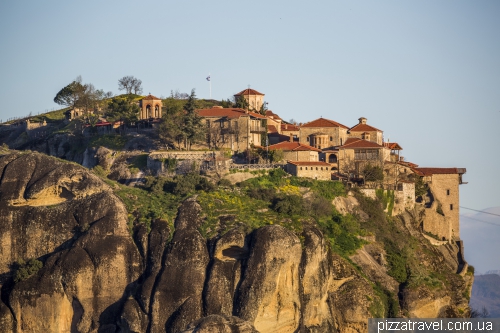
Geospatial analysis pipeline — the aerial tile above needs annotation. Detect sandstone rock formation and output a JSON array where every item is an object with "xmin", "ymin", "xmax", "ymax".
[{"xmin": 0, "ymin": 152, "xmax": 472, "ymax": 333}]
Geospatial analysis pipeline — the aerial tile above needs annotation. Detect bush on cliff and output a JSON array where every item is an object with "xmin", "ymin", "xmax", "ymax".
[{"xmin": 14, "ymin": 259, "xmax": 43, "ymax": 283}]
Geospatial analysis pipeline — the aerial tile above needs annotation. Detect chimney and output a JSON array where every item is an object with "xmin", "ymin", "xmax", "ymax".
[{"xmin": 359, "ymin": 117, "xmax": 367, "ymax": 124}]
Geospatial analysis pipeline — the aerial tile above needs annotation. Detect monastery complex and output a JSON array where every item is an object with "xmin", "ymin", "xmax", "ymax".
[
  {"xmin": 38, "ymin": 86, "xmax": 467, "ymax": 244},
  {"xmin": 190, "ymin": 88, "xmax": 467, "ymax": 244}
]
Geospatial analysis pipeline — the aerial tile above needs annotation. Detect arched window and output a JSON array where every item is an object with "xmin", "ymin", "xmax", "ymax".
[
  {"xmin": 329, "ymin": 154, "xmax": 338, "ymax": 163},
  {"xmin": 146, "ymin": 105, "xmax": 152, "ymax": 118},
  {"xmin": 155, "ymin": 105, "xmax": 159, "ymax": 118}
]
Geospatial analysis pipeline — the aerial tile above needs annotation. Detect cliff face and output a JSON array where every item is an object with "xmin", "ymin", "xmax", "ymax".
[{"xmin": 0, "ymin": 152, "xmax": 472, "ymax": 333}]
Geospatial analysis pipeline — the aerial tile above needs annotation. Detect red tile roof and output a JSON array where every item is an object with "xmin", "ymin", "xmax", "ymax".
[
  {"xmin": 281, "ymin": 123, "xmax": 300, "ymax": 131},
  {"xmin": 340, "ymin": 138, "xmax": 384, "ymax": 148},
  {"xmin": 412, "ymin": 168, "xmax": 466, "ymax": 176},
  {"xmin": 267, "ymin": 125, "xmax": 278, "ymax": 133},
  {"xmin": 234, "ymin": 88, "xmax": 264, "ymax": 96},
  {"xmin": 268, "ymin": 142, "xmax": 321, "ymax": 152},
  {"xmin": 141, "ymin": 94, "xmax": 161, "ymax": 100},
  {"xmin": 196, "ymin": 107, "xmax": 266, "ymax": 119},
  {"xmin": 287, "ymin": 161, "xmax": 331, "ymax": 166},
  {"xmin": 384, "ymin": 142, "xmax": 403, "ymax": 150},
  {"xmin": 301, "ymin": 117, "xmax": 349, "ymax": 129},
  {"xmin": 349, "ymin": 123, "xmax": 382, "ymax": 132},
  {"xmin": 265, "ymin": 110, "xmax": 282, "ymax": 120}
]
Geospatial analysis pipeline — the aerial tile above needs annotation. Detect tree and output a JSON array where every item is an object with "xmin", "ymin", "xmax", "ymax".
[
  {"xmin": 54, "ymin": 77, "xmax": 112, "ymax": 118},
  {"xmin": 234, "ymin": 95, "xmax": 249, "ymax": 110},
  {"xmin": 182, "ymin": 89, "xmax": 205, "ymax": 149},
  {"xmin": 54, "ymin": 76, "xmax": 86, "ymax": 108},
  {"xmin": 106, "ymin": 95, "xmax": 139, "ymax": 126},
  {"xmin": 259, "ymin": 101, "xmax": 268, "ymax": 115},
  {"xmin": 118, "ymin": 76, "xmax": 143, "ymax": 95},
  {"xmin": 362, "ymin": 163, "xmax": 384, "ymax": 182},
  {"xmin": 157, "ymin": 104, "xmax": 185, "ymax": 149}
]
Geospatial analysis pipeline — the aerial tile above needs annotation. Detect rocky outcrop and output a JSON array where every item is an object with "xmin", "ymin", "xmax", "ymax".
[
  {"xmin": 0, "ymin": 152, "xmax": 141, "ymax": 332},
  {"xmin": 235, "ymin": 226, "xmax": 302, "ymax": 333},
  {"xmin": 0, "ymin": 152, "xmax": 472, "ymax": 333}
]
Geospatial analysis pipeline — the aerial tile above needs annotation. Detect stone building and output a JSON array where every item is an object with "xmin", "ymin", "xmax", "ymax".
[
  {"xmin": 286, "ymin": 161, "xmax": 333, "ymax": 180},
  {"xmin": 268, "ymin": 142, "xmax": 321, "ymax": 162},
  {"xmin": 384, "ymin": 142, "xmax": 403, "ymax": 162},
  {"xmin": 65, "ymin": 107, "xmax": 96, "ymax": 120},
  {"xmin": 348, "ymin": 117, "xmax": 383, "ymax": 145},
  {"xmin": 234, "ymin": 88, "xmax": 265, "ymax": 112},
  {"xmin": 196, "ymin": 106, "xmax": 267, "ymax": 152},
  {"xmin": 299, "ymin": 117, "xmax": 349, "ymax": 149},
  {"xmin": 139, "ymin": 94, "xmax": 162, "ymax": 120},
  {"xmin": 413, "ymin": 167, "xmax": 467, "ymax": 241},
  {"xmin": 337, "ymin": 138, "xmax": 390, "ymax": 178},
  {"xmin": 281, "ymin": 123, "xmax": 300, "ymax": 142}
]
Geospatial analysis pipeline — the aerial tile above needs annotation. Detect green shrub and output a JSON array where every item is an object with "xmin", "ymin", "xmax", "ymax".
[
  {"xmin": 385, "ymin": 241, "xmax": 408, "ymax": 283},
  {"xmin": 130, "ymin": 154, "xmax": 148, "ymax": 170},
  {"xmin": 218, "ymin": 178, "xmax": 232, "ymax": 187},
  {"xmin": 14, "ymin": 258, "xmax": 43, "ymax": 283},
  {"xmin": 92, "ymin": 165, "xmax": 109, "ymax": 177},
  {"xmin": 272, "ymin": 195, "xmax": 305, "ymax": 216},
  {"xmin": 268, "ymin": 168, "xmax": 287, "ymax": 183},
  {"xmin": 247, "ymin": 187, "xmax": 276, "ymax": 202},
  {"xmin": 436, "ymin": 202, "xmax": 444, "ymax": 216},
  {"xmin": 90, "ymin": 134, "xmax": 127, "ymax": 150}
]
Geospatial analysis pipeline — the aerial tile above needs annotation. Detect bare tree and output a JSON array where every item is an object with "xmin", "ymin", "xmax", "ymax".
[{"xmin": 118, "ymin": 76, "xmax": 143, "ymax": 95}]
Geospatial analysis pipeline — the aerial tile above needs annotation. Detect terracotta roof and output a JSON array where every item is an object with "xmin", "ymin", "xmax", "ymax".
[
  {"xmin": 265, "ymin": 110, "xmax": 282, "ymax": 120},
  {"xmin": 412, "ymin": 168, "xmax": 466, "ymax": 176},
  {"xmin": 267, "ymin": 125, "xmax": 278, "ymax": 133},
  {"xmin": 281, "ymin": 123, "xmax": 300, "ymax": 131},
  {"xmin": 234, "ymin": 88, "xmax": 264, "ymax": 96},
  {"xmin": 268, "ymin": 142, "xmax": 321, "ymax": 152},
  {"xmin": 300, "ymin": 117, "xmax": 349, "ymax": 129},
  {"xmin": 287, "ymin": 161, "xmax": 331, "ymax": 166},
  {"xmin": 340, "ymin": 138, "xmax": 384, "ymax": 149},
  {"xmin": 196, "ymin": 107, "xmax": 266, "ymax": 119},
  {"xmin": 141, "ymin": 94, "xmax": 161, "ymax": 100},
  {"xmin": 384, "ymin": 142, "xmax": 403, "ymax": 150},
  {"xmin": 349, "ymin": 123, "xmax": 382, "ymax": 132}
]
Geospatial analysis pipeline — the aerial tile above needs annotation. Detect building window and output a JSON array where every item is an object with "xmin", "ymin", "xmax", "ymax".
[
  {"xmin": 300, "ymin": 167, "xmax": 302, "ymax": 170},
  {"xmin": 447, "ymin": 189, "xmax": 450, "ymax": 195},
  {"xmin": 450, "ymin": 204, "xmax": 453, "ymax": 210},
  {"xmin": 307, "ymin": 137, "xmax": 310, "ymax": 141},
  {"xmin": 354, "ymin": 149, "xmax": 379, "ymax": 160},
  {"xmin": 330, "ymin": 136, "xmax": 333, "ymax": 141}
]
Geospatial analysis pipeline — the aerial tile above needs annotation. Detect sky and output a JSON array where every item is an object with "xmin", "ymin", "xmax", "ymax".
[{"xmin": 1, "ymin": 1, "xmax": 499, "ymax": 270}]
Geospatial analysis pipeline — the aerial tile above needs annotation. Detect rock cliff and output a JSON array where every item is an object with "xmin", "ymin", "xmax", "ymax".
[{"xmin": 0, "ymin": 152, "xmax": 472, "ymax": 333}]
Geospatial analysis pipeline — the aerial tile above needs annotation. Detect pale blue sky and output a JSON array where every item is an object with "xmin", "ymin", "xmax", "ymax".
[{"xmin": 1, "ymin": 1, "xmax": 499, "ymax": 268}]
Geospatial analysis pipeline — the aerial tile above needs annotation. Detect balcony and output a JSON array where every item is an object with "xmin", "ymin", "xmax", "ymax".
[{"xmin": 250, "ymin": 126, "xmax": 267, "ymax": 133}]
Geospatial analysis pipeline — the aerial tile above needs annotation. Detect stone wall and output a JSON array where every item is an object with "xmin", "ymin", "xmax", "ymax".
[
  {"xmin": 425, "ymin": 174, "xmax": 461, "ymax": 240},
  {"xmin": 287, "ymin": 163, "xmax": 332, "ymax": 180},
  {"xmin": 299, "ymin": 127, "xmax": 348, "ymax": 147},
  {"xmin": 360, "ymin": 183, "xmax": 415, "ymax": 216},
  {"xmin": 282, "ymin": 150, "xmax": 318, "ymax": 162},
  {"xmin": 347, "ymin": 130, "xmax": 383, "ymax": 145}
]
